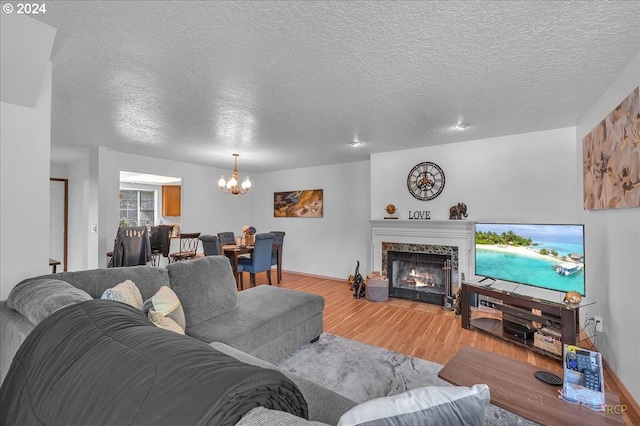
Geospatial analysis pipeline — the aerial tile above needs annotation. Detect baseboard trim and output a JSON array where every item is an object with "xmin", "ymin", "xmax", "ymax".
[{"xmin": 283, "ymin": 270, "xmax": 344, "ymax": 282}]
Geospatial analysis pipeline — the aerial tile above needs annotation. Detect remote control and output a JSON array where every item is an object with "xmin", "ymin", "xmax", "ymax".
[
  {"xmin": 576, "ymin": 351, "xmax": 592, "ymax": 373},
  {"xmin": 583, "ymin": 369, "xmax": 601, "ymax": 391}
]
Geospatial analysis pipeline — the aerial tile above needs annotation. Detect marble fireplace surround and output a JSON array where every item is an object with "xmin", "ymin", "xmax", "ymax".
[{"xmin": 369, "ymin": 220, "xmax": 476, "ymax": 284}]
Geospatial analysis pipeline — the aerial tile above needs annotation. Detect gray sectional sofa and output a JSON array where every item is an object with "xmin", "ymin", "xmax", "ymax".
[
  {"xmin": 0, "ymin": 255, "xmax": 490, "ymax": 425},
  {"xmin": 1, "ymin": 256, "xmax": 357, "ymax": 425}
]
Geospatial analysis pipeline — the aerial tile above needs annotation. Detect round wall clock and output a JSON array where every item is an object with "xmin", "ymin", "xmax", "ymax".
[{"xmin": 407, "ymin": 162, "xmax": 445, "ymax": 201}]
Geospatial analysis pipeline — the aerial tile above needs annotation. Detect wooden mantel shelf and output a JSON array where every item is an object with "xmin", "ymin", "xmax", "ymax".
[{"xmin": 369, "ymin": 219, "xmax": 475, "ymax": 228}]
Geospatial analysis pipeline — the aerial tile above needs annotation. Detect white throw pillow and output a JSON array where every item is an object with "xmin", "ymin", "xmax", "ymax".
[
  {"xmin": 142, "ymin": 286, "xmax": 186, "ymax": 332},
  {"xmin": 148, "ymin": 309, "xmax": 185, "ymax": 335},
  {"xmin": 337, "ymin": 384, "xmax": 490, "ymax": 426}
]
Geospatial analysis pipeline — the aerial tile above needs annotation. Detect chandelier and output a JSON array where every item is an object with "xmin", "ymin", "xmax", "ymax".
[{"xmin": 218, "ymin": 153, "xmax": 251, "ymax": 195}]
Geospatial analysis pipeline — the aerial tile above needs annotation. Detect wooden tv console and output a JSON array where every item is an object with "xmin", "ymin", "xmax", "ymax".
[{"xmin": 460, "ymin": 281, "xmax": 582, "ymax": 360}]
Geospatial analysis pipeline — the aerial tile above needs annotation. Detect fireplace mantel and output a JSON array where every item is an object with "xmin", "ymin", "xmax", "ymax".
[{"xmin": 369, "ymin": 219, "xmax": 476, "ymax": 281}]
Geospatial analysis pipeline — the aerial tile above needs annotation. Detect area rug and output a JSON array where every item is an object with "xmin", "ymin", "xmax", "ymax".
[{"xmin": 275, "ymin": 333, "xmax": 539, "ymax": 425}]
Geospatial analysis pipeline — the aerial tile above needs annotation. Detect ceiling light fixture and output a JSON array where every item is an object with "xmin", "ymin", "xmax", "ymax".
[
  {"xmin": 349, "ymin": 137, "xmax": 363, "ymax": 147},
  {"xmin": 218, "ymin": 153, "xmax": 251, "ymax": 195},
  {"xmin": 454, "ymin": 122, "xmax": 469, "ymax": 130}
]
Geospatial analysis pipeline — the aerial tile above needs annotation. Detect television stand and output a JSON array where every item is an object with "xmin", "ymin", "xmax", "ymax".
[{"xmin": 460, "ymin": 281, "xmax": 583, "ymax": 360}]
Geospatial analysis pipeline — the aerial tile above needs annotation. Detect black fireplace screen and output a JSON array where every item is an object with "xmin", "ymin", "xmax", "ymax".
[{"xmin": 387, "ymin": 250, "xmax": 451, "ymax": 305}]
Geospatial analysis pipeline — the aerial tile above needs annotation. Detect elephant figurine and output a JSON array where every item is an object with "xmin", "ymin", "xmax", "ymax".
[{"xmin": 449, "ymin": 202, "xmax": 468, "ymax": 220}]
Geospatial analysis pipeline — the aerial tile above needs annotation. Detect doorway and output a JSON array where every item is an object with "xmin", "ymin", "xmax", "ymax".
[{"xmin": 50, "ymin": 178, "xmax": 68, "ymax": 272}]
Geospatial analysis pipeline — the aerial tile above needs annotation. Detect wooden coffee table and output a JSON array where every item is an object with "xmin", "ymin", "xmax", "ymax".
[{"xmin": 438, "ymin": 346, "xmax": 623, "ymax": 425}]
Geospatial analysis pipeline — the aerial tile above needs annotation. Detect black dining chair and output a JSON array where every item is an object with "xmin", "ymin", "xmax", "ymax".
[
  {"xmin": 150, "ymin": 225, "xmax": 173, "ymax": 266},
  {"xmin": 238, "ymin": 233, "xmax": 275, "ymax": 287},
  {"xmin": 199, "ymin": 235, "xmax": 221, "ymax": 256},
  {"xmin": 217, "ymin": 231, "xmax": 236, "ymax": 247},
  {"xmin": 111, "ymin": 226, "xmax": 152, "ymax": 267},
  {"xmin": 269, "ymin": 231, "xmax": 285, "ymax": 284}
]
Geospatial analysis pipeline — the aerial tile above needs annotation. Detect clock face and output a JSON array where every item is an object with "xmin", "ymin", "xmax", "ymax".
[{"xmin": 407, "ymin": 162, "xmax": 445, "ymax": 201}]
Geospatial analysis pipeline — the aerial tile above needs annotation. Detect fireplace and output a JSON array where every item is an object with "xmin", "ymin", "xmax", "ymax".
[
  {"xmin": 370, "ymin": 219, "xmax": 475, "ymax": 305},
  {"xmin": 384, "ymin": 243, "xmax": 458, "ymax": 305}
]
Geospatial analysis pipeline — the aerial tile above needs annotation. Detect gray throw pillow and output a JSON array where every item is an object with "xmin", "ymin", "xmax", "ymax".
[
  {"xmin": 7, "ymin": 278, "xmax": 92, "ymax": 325},
  {"xmin": 236, "ymin": 407, "xmax": 328, "ymax": 426},
  {"xmin": 166, "ymin": 256, "xmax": 239, "ymax": 327}
]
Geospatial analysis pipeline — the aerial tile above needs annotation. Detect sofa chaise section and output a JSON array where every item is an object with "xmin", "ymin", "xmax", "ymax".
[
  {"xmin": 188, "ymin": 286, "xmax": 324, "ymax": 363},
  {"xmin": 167, "ymin": 256, "xmax": 324, "ymax": 364}
]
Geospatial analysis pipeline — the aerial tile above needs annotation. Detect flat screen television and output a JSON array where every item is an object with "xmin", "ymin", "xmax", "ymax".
[{"xmin": 475, "ymin": 223, "xmax": 585, "ymax": 296}]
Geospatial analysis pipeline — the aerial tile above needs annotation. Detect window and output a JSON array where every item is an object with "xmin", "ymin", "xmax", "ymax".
[{"xmin": 119, "ymin": 190, "xmax": 155, "ymax": 226}]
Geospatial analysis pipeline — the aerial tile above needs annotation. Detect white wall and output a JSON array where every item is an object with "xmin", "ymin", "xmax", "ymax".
[
  {"xmin": 0, "ymin": 63, "xmax": 52, "ymax": 299},
  {"xmin": 50, "ymin": 163, "xmax": 68, "ymax": 179},
  {"xmin": 64, "ymin": 153, "xmax": 91, "ymax": 271},
  {"xmin": 576, "ymin": 52, "xmax": 640, "ymax": 403},
  {"xmin": 250, "ymin": 161, "xmax": 372, "ymax": 279},
  {"xmin": 371, "ymin": 127, "xmax": 578, "ymax": 223}
]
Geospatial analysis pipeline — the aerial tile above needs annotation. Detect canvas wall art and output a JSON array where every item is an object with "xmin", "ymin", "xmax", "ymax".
[
  {"xmin": 274, "ymin": 189, "xmax": 323, "ymax": 217},
  {"xmin": 582, "ymin": 86, "xmax": 639, "ymax": 210}
]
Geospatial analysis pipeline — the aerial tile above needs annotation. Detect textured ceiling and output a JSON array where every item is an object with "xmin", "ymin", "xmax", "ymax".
[{"xmin": 24, "ymin": 1, "xmax": 640, "ymax": 173}]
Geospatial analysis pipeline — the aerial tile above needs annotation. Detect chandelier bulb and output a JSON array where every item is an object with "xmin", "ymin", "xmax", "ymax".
[{"xmin": 241, "ymin": 176, "xmax": 251, "ymax": 190}]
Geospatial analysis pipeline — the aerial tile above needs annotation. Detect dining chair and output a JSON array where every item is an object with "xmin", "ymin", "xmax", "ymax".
[
  {"xmin": 169, "ymin": 232, "xmax": 201, "ymax": 263},
  {"xmin": 238, "ymin": 233, "xmax": 275, "ymax": 287},
  {"xmin": 217, "ymin": 231, "xmax": 236, "ymax": 247},
  {"xmin": 111, "ymin": 226, "xmax": 152, "ymax": 267},
  {"xmin": 269, "ymin": 231, "xmax": 285, "ymax": 284},
  {"xmin": 199, "ymin": 234, "xmax": 221, "ymax": 256},
  {"xmin": 150, "ymin": 225, "xmax": 173, "ymax": 266}
]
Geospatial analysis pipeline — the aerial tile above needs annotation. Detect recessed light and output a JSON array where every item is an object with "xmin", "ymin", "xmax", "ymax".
[
  {"xmin": 454, "ymin": 122, "xmax": 469, "ymax": 130},
  {"xmin": 349, "ymin": 139, "xmax": 363, "ymax": 147}
]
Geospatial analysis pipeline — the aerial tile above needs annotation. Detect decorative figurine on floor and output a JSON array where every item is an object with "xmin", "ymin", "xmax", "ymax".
[
  {"xmin": 449, "ymin": 202, "xmax": 468, "ymax": 220},
  {"xmin": 348, "ymin": 261, "xmax": 366, "ymax": 299}
]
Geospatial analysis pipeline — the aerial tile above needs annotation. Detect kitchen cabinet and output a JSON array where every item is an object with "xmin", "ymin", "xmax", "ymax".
[{"xmin": 162, "ymin": 185, "xmax": 181, "ymax": 216}]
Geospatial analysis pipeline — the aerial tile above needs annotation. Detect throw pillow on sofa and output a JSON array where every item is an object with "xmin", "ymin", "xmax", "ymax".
[
  {"xmin": 147, "ymin": 309, "xmax": 185, "ymax": 335},
  {"xmin": 7, "ymin": 278, "xmax": 92, "ymax": 325},
  {"xmin": 142, "ymin": 286, "xmax": 186, "ymax": 332},
  {"xmin": 336, "ymin": 384, "xmax": 490, "ymax": 426},
  {"xmin": 101, "ymin": 279, "xmax": 144, "ymax": 310},
  {"xmin": 236, "ymin": 407, "xmax": 327, "ymax": 426}
]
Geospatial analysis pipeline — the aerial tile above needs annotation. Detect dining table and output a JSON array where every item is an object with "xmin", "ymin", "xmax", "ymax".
[
  {"xmin": 222, "ymin": 244, "xmax": 254, "ymax": 289},
  {"xmin": 49, "ymin": 258, "xmax": 61, "ymax": 273}
]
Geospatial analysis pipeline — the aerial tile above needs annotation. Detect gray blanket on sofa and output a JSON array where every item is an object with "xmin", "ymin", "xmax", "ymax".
[{"xmin": 0, "ymin": 300, "xmax": 308, "ymax": 426}]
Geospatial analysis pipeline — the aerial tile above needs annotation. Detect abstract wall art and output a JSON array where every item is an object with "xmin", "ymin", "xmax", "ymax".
[
  {"xmin": 274, "ymin": 189, "xmax": 323, "ymax": 217},
  {"xmin": 582, "ymin": 86, "xmax": 639, "ymax": 210}
]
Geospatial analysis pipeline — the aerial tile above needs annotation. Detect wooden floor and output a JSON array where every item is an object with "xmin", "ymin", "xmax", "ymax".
[{"xmin": 248, "ymin": 270, "xmax": 639, "ymax": 425}]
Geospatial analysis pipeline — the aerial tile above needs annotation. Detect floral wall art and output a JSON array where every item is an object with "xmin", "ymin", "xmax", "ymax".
[
  {"xmin": 274, "ymin": 189, "xmax": 323, "ymax": 217},
  {"xmin": 582, "ymin": 86, "xmax": 640, "ymax": 210}
]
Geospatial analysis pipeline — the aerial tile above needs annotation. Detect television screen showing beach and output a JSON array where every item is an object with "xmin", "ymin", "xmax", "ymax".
[{"xmin": 475, "ymin": 223, "xmax": 585, "ymax": 295}]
